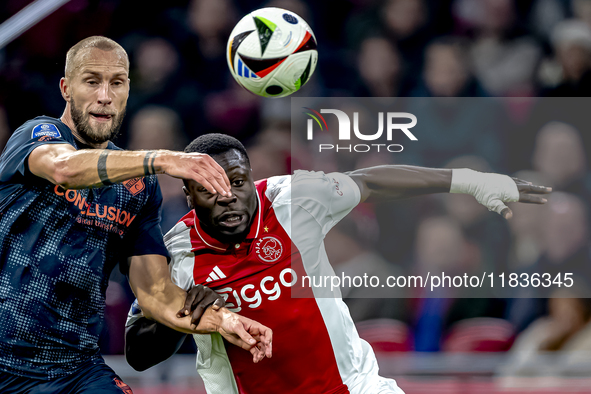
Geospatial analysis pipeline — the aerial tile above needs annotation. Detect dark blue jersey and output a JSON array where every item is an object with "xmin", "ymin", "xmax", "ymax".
[{"xmin": 0, "ymin": 116, "xmax": 169, "ymax": 379}]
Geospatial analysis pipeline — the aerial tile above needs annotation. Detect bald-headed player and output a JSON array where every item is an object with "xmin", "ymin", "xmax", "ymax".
[{"xmin": 0, "ymin": 37, "xmax": 271, "ymax": 393}]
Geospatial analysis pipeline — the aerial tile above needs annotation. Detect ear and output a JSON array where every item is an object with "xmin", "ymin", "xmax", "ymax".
[
  {"xmin": 60, "ymin": 77, "xmax": 70, "ymax": 102},
  {"xmin": 182, "ymin": 186, "xmax": 194, "ymax": 209}
]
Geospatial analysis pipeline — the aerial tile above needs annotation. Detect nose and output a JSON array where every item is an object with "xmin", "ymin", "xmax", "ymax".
[
  {"xmin": 97, "ymin": 83, "xmax": 112, "ymax": 105},
  {"xmin": 216, "ymin": 192, "xmax": 237, "ymax": 206}
]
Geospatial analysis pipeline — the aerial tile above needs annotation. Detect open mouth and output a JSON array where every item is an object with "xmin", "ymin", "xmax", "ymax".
[
  {"xmin": 90, "ymin": 113, "xmax": 113, "ymax": 121},
  {"xmin": 218, "ymin": 213, "xmax": 245, "ymax": 228}
]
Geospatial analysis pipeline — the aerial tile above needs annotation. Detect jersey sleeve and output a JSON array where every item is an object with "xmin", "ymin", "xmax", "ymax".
[
  {"xmin": 121, "ymin": 177, "xmax": 169, "ymax": 269},
  {"xmin": 291, "ymin": 170, "xmax": 361, "ymax": 235},
  {"xmin": 164, "ymin": 221, "xmax": 196, "ymax": 292},
  {"xmin": 0, "ymin": 119, "xmax": 74, "ymax": 183}
]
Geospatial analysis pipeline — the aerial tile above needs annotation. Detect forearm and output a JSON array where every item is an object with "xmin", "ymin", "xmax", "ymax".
[
  {"xmin": 53, "ymin": 149, "xmax": 169, "ymax": 189},
  {"xmin": 29, "ymin": 143, "xmax": 230, "ymax": 194},
  {"xmin": 129, "ymin": 255, "xmax": 230, "ymax": 335},
  {"xmin": 347, "ymin": 165, "xmax": 451, "ymax": 203}
]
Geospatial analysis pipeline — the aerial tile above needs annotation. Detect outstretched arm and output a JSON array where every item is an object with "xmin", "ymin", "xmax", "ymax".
[
  {"xmin": 346, "ymin": 165, "xmax": 451, "ymax": 203},
  {"xmin": 347, "ymin": 165, "xmax": 551, "ymax": 218},
  {"xmin": 27, "ymin": 143, "xmax": 231, "ymax": 195}
]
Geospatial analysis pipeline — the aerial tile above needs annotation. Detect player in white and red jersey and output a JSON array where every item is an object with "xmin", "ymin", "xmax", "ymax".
[{"xmin": 125, "ymin": 134, "xmax": 551, "ymax": 394}]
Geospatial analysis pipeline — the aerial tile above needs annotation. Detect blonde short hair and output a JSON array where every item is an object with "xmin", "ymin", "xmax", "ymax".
[{"xmin": 64, "ymin": 36, "xmax": 129, "ymax": 78}]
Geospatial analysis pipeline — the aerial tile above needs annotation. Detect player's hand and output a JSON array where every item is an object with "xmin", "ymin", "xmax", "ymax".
[
  {"xmin": 160, "ymin": 152, "xmax": 231, "ymax": 196},
  {"xmin": 177, "ymin": 284, "xmax": 226, "ymax": 326},
  {"xmin": 451, "ymin": 169, "xmax": 551, "ymax": 220},
  {"xmin": 501, "ymin": 177, "xmax": 552, "ymax": 219},
  {"xmin": 217, "ymin": 310, "xmax": 273, "ymax": 363}
]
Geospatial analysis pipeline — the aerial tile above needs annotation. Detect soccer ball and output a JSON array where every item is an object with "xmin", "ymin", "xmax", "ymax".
[{"xmin": 226, "ymin": 7, "xmax": 318, "ymax": 98}]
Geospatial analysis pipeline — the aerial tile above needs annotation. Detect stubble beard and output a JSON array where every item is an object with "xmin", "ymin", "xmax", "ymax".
[{"xmin": 70, "ymin": 97, "xmax": 126, "ymax": 145}]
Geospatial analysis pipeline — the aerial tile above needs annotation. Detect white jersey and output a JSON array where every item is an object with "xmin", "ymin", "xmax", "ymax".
[{"xmin": 127, "ymin": 171, "xmax": 404, "ymax": 394}]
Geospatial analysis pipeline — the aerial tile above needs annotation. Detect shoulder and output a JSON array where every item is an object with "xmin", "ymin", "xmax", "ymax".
[
  {"xmin": 292, "ymin": 170, "xmax": 359, "ymax": 198},
  {"xmin": 4, "ymin": 116, "xmax": 75, "ymax": 153},
  {"xmin": 263, "ymin": 171, "xmax": 339, "ymax": 193},
  {"xmin": 164, "ymin": 213, "xmax": 197, "ymax": 289},
  {"xmin": 262, "ymin": 175, "xmax": 291, "ymax": 204},
  {"xmin": 164, "ymin": 212, "xmax": 194, "ymax": 252},
  {"xmin": 17, "ymin": 116, "xmax": 72, "ymax": 141}
]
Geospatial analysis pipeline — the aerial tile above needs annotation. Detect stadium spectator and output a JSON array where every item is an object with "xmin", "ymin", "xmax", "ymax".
[
  {"xmin": 466, "ymin": 0, "xmax": 542, "ymax": 96},
  {"xmin": 412, "ymin": 36, "xmax": 487, "ymax": 97},
  {"xmin": 178, "ymin": 0, "xmax": 238, "ymax": 91},
  {"xmin": 381, "ymin": 0, "xmax": 433, "ymax": 74},
  {"xmin": 405, "ymin": 96, "xmax": 505, "ymax": 169},
  {"xmin": 125, "ymin": 37, "xmax": 204, "ymax": 139},
  {"xmin": 542, "ymin": 20, "xmax": 591, "ymax": 96},
  {"xmin": 506, "ymin": 192, "xmax": 591, "ymax": 332},
  {"xmin": 531, "ymin": 121, "xmax": 591, "ymax": 202},
  {"xmin": 499, "ymin": 289, "xmax": 591, "ymax": 380},
  {"xmin": 354, "ymin": 36, "xmax": 407, "ymax": 97}
]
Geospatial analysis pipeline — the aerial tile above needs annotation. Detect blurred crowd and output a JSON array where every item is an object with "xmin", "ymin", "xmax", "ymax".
[{"xmin": 1, "ymin": 0, "xmax": 591, "ymax": 380}]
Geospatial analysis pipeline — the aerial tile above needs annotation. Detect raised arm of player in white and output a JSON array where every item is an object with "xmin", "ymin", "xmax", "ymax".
[
  {"xmin": 27, "ymin": 143, "xmax": 231, "ymax": 195},
  {"xmin": 346, "ymin": 165, "xmax": 551, "ymax": 219},
  {"xmin": 127, "ymin": 254, "xmax": 272, "ymax": 360}
]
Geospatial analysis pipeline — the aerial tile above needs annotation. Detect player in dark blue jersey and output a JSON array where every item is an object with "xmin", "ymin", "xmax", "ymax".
[{"xmin": 0, "ymin": 36, "xmax": 271, "ymax": 394}]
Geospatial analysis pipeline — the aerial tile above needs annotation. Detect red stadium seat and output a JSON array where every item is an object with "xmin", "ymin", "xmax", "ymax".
[
  {"xmin": 356, "ymin": 319, "xmax": 413, "ymax": 352},
  {"xmin": 442, "ymin": 318, "xmax": 515, "ymax": 352}
]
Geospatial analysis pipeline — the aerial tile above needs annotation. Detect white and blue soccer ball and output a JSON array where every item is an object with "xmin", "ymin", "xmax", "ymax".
[{"xmin": 226, "ymin": 7, "xmax": 318, "ymax": 98}]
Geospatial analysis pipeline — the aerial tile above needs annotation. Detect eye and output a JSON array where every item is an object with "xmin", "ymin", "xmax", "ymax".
[
  {"xmin": 112, "ymin": 80, "xmax": 123, "ymax": 86},
  {"xmin": 232, "ymin": 179, "xmax": 245, "ymax": 187},
  {"xmin": 87, "ymin": 80, "xmax": 98, "ymax": 85}
]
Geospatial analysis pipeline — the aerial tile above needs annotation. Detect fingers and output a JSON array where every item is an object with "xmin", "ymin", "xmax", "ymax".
[
  {"xmin": 511, "ymin": 177, "xmax": 531, "ymax": 185},
  {"xmin": 209, "ymin": 157, "xmax": 232, "ymax": 193},
  {"xmin": 512, "ymin": 179, "xmax": 552, "ymax": 208},
  {"xmin": 518, "ymin": 193, "xmax": 548, "ymax": 204},
  {"xmin": 501, "ymin": 207, "xmax": 513, "ymax": 220},
  {"xmin": 232, "ymin": 322, "xmax": 257, "ymax": 349},
  {"xmin": 250, "ymin": 344, "xmax": 265, "ymax": 363},
  {"xmin": 259, "ymin": 327, "xmax": 273, "ymax": 358},
  {"xmin": 249, "ymin": 324, "xmax": 272, "ymax": 359},
  {"xmin": 177, "ymin": 286, "xmax": 204, "ymax": 318},
  {"xmin": 190, "ymin": 304, "xmax": 208, "ymax": 326},
  {"xmin": 517, "ymin": 183, "xmax": 552, "ymax": 194},
  {"xmin": 177, "ymin": 285, "xmax": 225, "ymax": 323},
  {"xmin": 193, "ymin": 172, "xmax": 229, "ymax": 198},
  {"xmin": 193, "ymin": 155, "xmax": 231, "ymax": 197},
  {"xmin": 212, "ymin": 297, "xmax": 225, "ymax": 311}
]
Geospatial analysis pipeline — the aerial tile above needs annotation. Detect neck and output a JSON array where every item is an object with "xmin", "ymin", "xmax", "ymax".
[{"xmin": 60, "ymin": 105, "xmax": 109, "ymax": 149}]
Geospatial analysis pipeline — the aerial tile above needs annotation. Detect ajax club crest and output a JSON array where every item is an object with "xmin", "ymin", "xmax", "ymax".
[{"xmin": 255, "ymin": 236, "xmax": 284, "ymax": 263}]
